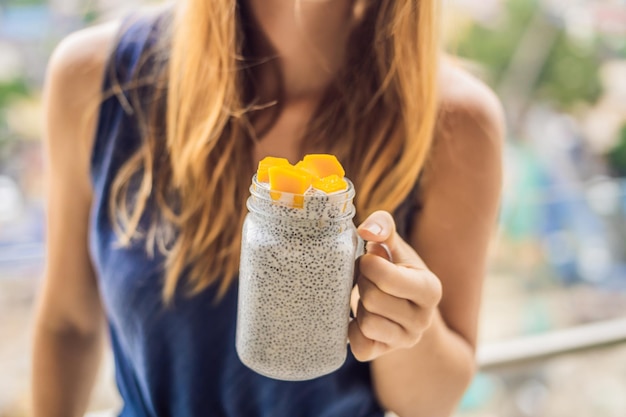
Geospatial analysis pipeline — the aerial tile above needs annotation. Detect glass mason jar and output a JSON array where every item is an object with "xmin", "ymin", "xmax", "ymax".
[{"xmin": 236, "ymin": 175, "xmax": 363, "ymax": 381}]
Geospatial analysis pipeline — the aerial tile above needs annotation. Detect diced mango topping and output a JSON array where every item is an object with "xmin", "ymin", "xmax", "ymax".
[
  {"xmin": 259, "ymin": 154, "xmax": 347, "ymax": 202},
  {"xmin": 294, "ymin": 161, "xmax": 321, "ymax": 180},
  {"xmin": 257, "ymin": 156, "xmax": 290, "ymax": 182},
  {"xmin": 312, "ymin": 174, "xmax": 348, "ymax": 193},
  {"xmin": 268, "ymin": 165, "xmax": 313, "ymax": 199},
  {"xmin": 300, "ymin": 154, "xmax": 345, "ymax": 178}
]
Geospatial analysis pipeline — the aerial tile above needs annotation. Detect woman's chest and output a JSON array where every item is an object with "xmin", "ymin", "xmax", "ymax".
[{"xmin": 252, "ymin": 100, "xmax": 325, "ymax": 164}]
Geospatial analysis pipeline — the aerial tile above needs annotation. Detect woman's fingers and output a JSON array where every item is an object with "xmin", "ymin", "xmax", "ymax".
[
  {"xmin": 355, "ymin": 302, "xmax": 405, "ymax": 346},
  {"xmin": 357, "ymin": 276, "xmax": 419, "ymax": 331},
  {"xmin": 357, "ymin": 210, "xmax": 426, "ymax": 268},
  {"xmin": 349, "ymin": 277, "xmax": 432, "ymax": 361},
  {"xmin": 357, "ymin": 210, "xmax": 442, "ymax": 308},
  {"xmin": 349, "ymin": 209, "xmax": 442, "ymax": 361},
  {"xmin": 348, "ymin": 317, "xmax": 387, "ymax": 362},
  {"xmin": 358, "ymin": 253, "xmax": 442, "ymax": 308}
]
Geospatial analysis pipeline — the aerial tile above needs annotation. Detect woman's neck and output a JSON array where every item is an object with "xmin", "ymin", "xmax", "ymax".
[{"xmin": 245, "ymin": 0, "xmax": 356, "ymax": 103}]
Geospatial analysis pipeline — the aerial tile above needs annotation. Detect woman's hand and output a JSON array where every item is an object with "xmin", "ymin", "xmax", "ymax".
[{"xmin": 349, "ymin": 210, "xmax": 443, "ymax": 361}]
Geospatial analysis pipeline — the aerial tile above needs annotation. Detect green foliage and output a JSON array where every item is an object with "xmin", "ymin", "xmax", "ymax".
[
  {"xmin": 0, "ymin": 0, "xmax": 48, "ymax": 6},
  {"xmin": 0, "ymin": 78, "xmax": 30, "ymax": 108},
  {"xmin": 0, "ymin": 78, "xmax": 30, "ymax": 152},
  {"xmin": 535, "ymin": 34, "xmax": 602, "ymax": 107},
  {"xmin": 83, "ymin": 9, "xmax": 99, "ymax": 24},
  {"xmin": 607, "ymin": 125, "xmax": 626, "ymax": 177},
  {"xmin": 3, "ymin": 0, "xmax": 46, "ymax": 5},
  {"xmin": 456, "ymin": 0, "xmax": 537, "ymax": 85},
  {"xmin": 456, "ymin": 0, "xmax": 603, "ymax": 109},
  {"xmin": 602, "ymin": 37, "xmax": 626, "ymax": 58}
]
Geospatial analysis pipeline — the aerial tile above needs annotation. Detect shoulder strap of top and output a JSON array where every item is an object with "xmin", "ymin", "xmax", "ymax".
[{"xmin": 90, "ymin": 11, "xmax": 166, "ymax": 182}]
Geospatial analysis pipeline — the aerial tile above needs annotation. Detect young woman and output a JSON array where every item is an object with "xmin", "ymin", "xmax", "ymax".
[{"xmin": 32, "ymin": 0, "xmax": 503, "ymax": 416}]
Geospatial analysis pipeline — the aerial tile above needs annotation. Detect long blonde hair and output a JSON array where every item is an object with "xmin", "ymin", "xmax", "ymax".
[{"xmin": 110, "ymin": 0, "xmax": 441, "ymax": 302}]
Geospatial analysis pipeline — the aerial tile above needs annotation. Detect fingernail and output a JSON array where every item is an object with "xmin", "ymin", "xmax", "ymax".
[{"xmin": 362, "ymin": 222, "xmax": 383, "ymax": 236}]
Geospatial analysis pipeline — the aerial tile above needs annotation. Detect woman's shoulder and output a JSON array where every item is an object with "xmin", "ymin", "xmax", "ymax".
[
  {"xmin": 45, "ymin": 12, "xmax": 167, "ymax": 175},
  {"xmin": 436, "ymin": 60, "xmax": 505, "ymax": 144},
  {"xmin": 44, "ymin": 21, "xmax": 122, "ymax": 179},
  {"xmin": 48, "ymin": 12, "xmax": 165, "ymax": 105},
  {"xmin": 47, "ymin": 21, "xmax": 121, "ymax": 104},
  {"xmin": 417, "ymin": 60, "xmax": 504, "ymax": 200}
]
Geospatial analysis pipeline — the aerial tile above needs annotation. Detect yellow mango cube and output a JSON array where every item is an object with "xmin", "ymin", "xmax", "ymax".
[
  {"xmin": 312, "ymin": 174, "xmax": 348, "ymax": 194},
  {"xmin": 300, "ymin": 154, "xmax": 345, "ymax": 178},
  {"xmin": 268, "ymin": 165, "xmax": 313, "ymax": 198},
  {"xmin": 257, "ymin": 156, "xmax": 290, "ymax": 182},
  {"xmin": 294, "ymin": 161, "xmax": 321, "ymax": 180}
]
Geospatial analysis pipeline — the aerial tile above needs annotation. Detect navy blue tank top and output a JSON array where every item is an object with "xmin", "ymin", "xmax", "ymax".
[{"xmin": 88, "ymin": 14, "xmax": 417, "ymax": 417}]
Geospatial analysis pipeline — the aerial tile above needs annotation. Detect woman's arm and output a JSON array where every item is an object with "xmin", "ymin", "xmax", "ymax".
[
  {"xmin": 32, "ymin": 22, "xmax": 118, "ymax": 417},
  {"xmin": 350, "ymin": 68, "xmax": 504, "ymax": 417}
]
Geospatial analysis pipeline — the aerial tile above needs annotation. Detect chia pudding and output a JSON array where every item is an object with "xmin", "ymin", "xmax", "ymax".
[{"xmin": 236, "ymin": 175, "xmax": 363, "ymax": 381}]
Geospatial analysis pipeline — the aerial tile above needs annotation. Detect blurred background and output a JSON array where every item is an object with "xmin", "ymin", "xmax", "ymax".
[{"xmin": 1, "ymin": 0, "xmax": 625, "ymax": 416}]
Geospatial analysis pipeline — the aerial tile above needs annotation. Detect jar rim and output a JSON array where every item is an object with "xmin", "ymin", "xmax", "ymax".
[
  {"xmin": 247, "ymin": 174, "xmax": 357, "ymax": 221},
  {"xmin": 249, "ymin": 174, "xmax": 356, "ymax": 204}
]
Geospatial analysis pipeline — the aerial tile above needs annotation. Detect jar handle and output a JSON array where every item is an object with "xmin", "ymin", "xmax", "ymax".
[
  {"xmin": 353, "ymin": 230, "xmax": 392, "ymax": 262},
  {"xmin": 354, "ymin": 228, "xmax": 365, "ymax": 260}
]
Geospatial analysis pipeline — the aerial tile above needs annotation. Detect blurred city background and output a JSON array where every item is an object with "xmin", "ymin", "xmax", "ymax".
[{"xmin": 1, "ymin": 0, "xmax": 625, "ymax": 416}]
